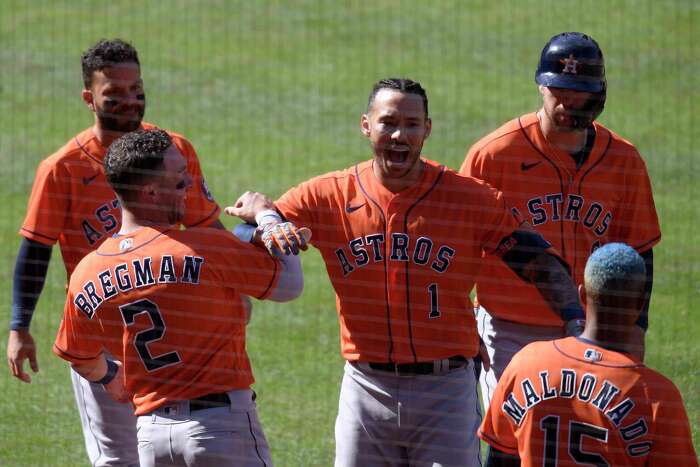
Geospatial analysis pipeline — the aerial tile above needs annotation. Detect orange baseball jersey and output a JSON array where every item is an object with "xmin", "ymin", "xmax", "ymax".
[
  {"xmin": 461, "ymin": 113, "xmax": 661, "ymax": 326},
  {"xmin": 53, "ymin": 226, "xmax": 280, "ymax": 415},
  {"xmin": 275, "ymin": 158, "xmax": 525, "ymax": 363},
  {"xmin": 20, "ymin": 123, "xmax": 220, "ymax": 278},
  {"xmin": 479, "ymin": 337, "xmax": 698, "ymax": 466}
]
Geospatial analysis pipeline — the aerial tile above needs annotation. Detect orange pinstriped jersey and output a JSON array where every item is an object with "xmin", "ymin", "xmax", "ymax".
[
  {"xmin": 275, "ymin": 158, "xmax": 525, "ymax": 363},
  {"xmin": 479, "ymin": 337, "xmax": 698, "ymax": 466},
  {"xmin": 20, "ymin": 123, "xmax": 220, "ymax": 278},
  {"xmin": 53, "ymin": 227, "xmax": 280, "ymax": 415},
  {"xmin": 461, "ymin": 113, "xmax": 661, "ymax": 326}
]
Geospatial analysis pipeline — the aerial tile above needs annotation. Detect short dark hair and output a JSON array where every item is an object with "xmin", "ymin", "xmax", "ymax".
[
  {"xmin": 81, "ymin": 39, "xmax": 140, "ymax": 88},
  {"xmin": 367, "ymin": 78, "xmax": 429, "ymax": 117},
  {"xmin": 105, "ymin": 129, "xmax": 171, "ymax": 203}
]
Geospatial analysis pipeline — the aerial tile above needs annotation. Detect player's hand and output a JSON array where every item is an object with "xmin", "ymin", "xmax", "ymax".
[
  {"xmin": 103, "ymin": 360, "xmax": 130, "ymax": 404},
  {"xmin": 255, "ymin": 222, "xmax": 311, "ymax": 257},
  {"xmin": 224, "ymin": 191, "xmax": 275, "ymax": 224},
  {"xmin": 564, "ymin": 318, "xmax": 586, "ymax": 337},
  {"xmin": 7, "ymin": 329, "xmax": 39, "ymax": 383}
]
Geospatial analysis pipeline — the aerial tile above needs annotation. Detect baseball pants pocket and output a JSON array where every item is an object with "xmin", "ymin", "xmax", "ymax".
[{"xmin": 183, "ymin": 408, "xmax": 273, "ymax": 467}]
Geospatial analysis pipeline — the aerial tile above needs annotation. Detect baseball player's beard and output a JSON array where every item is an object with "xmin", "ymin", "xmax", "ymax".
[{"xmin": 96, "ymin": 106, "xmax": 145, "ymax": 133}]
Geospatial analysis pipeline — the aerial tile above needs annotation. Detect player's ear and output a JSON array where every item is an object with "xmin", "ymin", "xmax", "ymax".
[
  {"xmin": 82, "ymin": 89, "xmax": 95, "ymax": 111},
  {"xmin": 538, "ymin": 85, "xmax": 547, "ymax": 96},
  {"xmin": 578, "ymin": 284, "xmax": 586, "ymax": 308},
  {"xmin": 424, "ymin": 117, "xmax": 432, "ymax": 139},
  {"xmin": 141, "ymin": 182, "xmax": 158, "ymax": 200},
  {"xmin": 360, "ymin": 114, "xmax": 371, "ymax": 137}
]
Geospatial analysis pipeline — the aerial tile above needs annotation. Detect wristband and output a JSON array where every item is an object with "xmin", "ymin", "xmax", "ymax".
[
  {"xmin": 561, "ymin": 302, "xmax": 585, "ymax": 322},
  {"xmin": 233, "ymin": 223, "xmax": 257, "ymax": 243},
  {"xmin": 255, "ymin": 209, "xmax": 282, "ymax": 226},
  {"xmin": 95, "ymin": 359, "xmax": 119, "ymax": 386}
]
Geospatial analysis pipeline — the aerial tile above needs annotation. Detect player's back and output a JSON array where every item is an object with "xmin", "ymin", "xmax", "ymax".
[
  {"xmin": 480, "ymin": 337, "xmax": 698, "ymax": 466},
  {"xmin": 56, "ymin": 226, "xmax": 279, "ymax": 414}
]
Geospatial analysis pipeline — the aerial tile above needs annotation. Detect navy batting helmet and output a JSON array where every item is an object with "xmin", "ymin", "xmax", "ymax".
[{"xmin": 535, "ymin": 32, "xmax": 606, "ymax": 93}]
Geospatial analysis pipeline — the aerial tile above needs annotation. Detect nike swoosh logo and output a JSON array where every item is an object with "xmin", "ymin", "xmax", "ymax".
[
  {"xmin": 83, "ymin": 174, "xmax": 99, "ymax": 185},
  {"xmin": 345, "ymin": 203, "xmax": 366, "ymax": 213},
  {"xmin": 521, "ymin": 161, "xmax": 542, "ymax": 171}
]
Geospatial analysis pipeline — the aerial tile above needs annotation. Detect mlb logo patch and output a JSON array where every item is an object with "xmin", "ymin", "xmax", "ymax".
[
  {"xmin": 584, "ymin": 348, "xmax": 603, "ymax": 362},
  {"xmin": 119, "ymin": 238, "xmax": 134, "ymax": 252}
]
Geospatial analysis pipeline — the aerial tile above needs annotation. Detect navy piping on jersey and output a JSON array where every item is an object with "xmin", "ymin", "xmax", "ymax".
[
  {"xmin": 518, "ymin": 117, "xmax": 567, "ymax": 258},
  {"xmin": 573, "ymin": 128, "xmax": 613, "ymax": 274},
  {"xmin": 96, "ymin": 229, "xmax": 171, "ymax": 256},
  {"xmin": 402, "ymin": 165, "xmax": 446, "ymax": 363},
  {"xmin": 552, "ymin": 338, "xmax": 643, "ymax": 369},
  {"xmin": 354, "ymin": 163, "xmax": 393, "ymax": 362},
  {"xmin": 75, "ymin": 136, "xmax": 104, "ymax": 164},
  {"xmin": 20, "ymin": 228, "xmax": 57, "ymax": 243}
]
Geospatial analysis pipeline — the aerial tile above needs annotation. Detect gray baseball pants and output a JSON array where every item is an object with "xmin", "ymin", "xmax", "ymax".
[
  {"xmin": 334, "ymin": 359, "xmax": 481, "ymax": 467},
  {"xmin": 476, "ymin": 306, "xmax": 563, "ymax": 409},
  {"xmin": 137, "ymin": 389, "xmax": 272, "ymax": 467}
]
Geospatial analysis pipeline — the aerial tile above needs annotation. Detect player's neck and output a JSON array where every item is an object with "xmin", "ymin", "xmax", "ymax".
[
  {"xmin": 373, "ymin": 158, "xmax": 425, "ymax": 193},
  {"xmin": 537, "ymin": 109, "xmax": 587, "ymax": 154},
  {"xmin": 118, "ymin": 208, "xmax": 173, "ymax": 235},
  {"xmin": 580, "ymin": 319, "xmax": 637, "ymax": 355},
  {"xmin": 91, "ymin": 124, "xmax": 127, "ymax": 150}
]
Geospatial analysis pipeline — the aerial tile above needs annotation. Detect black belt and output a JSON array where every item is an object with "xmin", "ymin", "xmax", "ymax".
[
  {"xmin": 189, "ymin": 392, "xmax": 231, "ymax": 411},
  {"xmin": 367, "ymin": 355, "xmax": 467, "ymax": 375}
]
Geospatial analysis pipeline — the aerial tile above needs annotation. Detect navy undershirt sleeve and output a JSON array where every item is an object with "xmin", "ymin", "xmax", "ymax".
[{"xmin": 11, "ymin": 238, "xmax": 52, "ymax": 330}]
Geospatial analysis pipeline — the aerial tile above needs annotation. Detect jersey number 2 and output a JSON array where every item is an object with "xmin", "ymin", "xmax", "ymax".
[
  {"xmin": 540, "ymin": 415, "xmax": 610, "ymax": 466},
  {"xmin": 119, "ymin": 299, "xmax": 182, "ymax": 372}
]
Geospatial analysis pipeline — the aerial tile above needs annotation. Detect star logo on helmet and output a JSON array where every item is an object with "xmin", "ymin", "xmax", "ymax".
[{"xmin": 560, "ymin": 53, "xmax": 579, "ymax": 74}]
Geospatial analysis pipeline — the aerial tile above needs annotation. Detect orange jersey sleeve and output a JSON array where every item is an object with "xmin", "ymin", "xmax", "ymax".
[
  {"xmin": 20, "ymin": 155, "xmax": 72, "ymax": 246},
  {"xmin": 53, "ymin": 284, "xmax": 104, "ymax": 364},
  {"xmin": 645, "ymin": 374, "xmax": 698, "ymax": 466}
]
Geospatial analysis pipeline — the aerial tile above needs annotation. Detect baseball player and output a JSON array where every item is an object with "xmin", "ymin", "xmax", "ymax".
[
  {"xmin": 479, "ymin": 243, "xmax": 698, "ymax": 466},
  {"xmin": 53, "ymin": 128, "xmax": 307, "ymax": 467},
  {"xmin": 7, "ymin": 39, "xmax": 222, "ymax": 466},
  {"xmin": 460, "ymin": 32, "xmax": 661, "ymax": 408},
  {"xmin": 227, "ymin": 78, "xmax": 585, "ymax": 467}
]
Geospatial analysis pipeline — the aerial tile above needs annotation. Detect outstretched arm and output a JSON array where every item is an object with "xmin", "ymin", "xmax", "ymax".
[
  {"xmin": 7, "ymin": 238, "xmax": 52, "ymax": 383},
  {"xmin": 499, "ymin": 228, "xmax": 585, "ymax": 335}
]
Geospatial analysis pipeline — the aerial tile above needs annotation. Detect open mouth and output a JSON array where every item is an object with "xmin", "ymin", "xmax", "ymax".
[{"xmin": 385, "ymin": 147, "xmax": 409, "ymax": 164}]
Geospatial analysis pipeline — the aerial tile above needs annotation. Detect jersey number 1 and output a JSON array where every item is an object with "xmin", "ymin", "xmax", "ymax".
[
  {"xmin": 119, "ymin": 299, "xmax": 182, "ymax": 372},
  {"xmin": 428, "ymin": 283, "xmax": 440, "ymax": 318}
]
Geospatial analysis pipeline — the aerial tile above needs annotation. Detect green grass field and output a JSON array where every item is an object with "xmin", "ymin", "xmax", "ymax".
[{"xmin": 1, "ymin": 1, "xmax": 698, "ymax": 465}]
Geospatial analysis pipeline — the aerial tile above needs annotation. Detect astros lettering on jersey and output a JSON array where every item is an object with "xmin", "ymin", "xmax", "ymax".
[
  {"xmin": 479, "ymin": 337, "xmax": 698, "ymax": 466},
  {"xmin": 53, "ymin": 227, "xmax": 280, "ymax": 415},
  {"xmin": 461, "ymin": 113, "xmax": 660, "ymax": 326},
  {"xmin": 20, "ymin": 123, "xmax": 220, "ymax": 277},
  {"xmin": 275, "ymin": 158, "xmax": 532, "ymax": 363}
]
